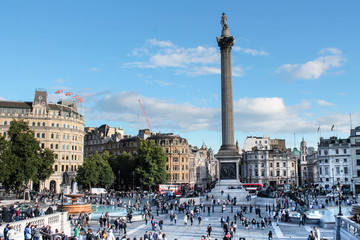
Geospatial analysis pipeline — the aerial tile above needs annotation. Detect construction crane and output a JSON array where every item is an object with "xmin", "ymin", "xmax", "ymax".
[{"xmin": 138, "ymin": 99, "xmax": 153, "ymax": 133}]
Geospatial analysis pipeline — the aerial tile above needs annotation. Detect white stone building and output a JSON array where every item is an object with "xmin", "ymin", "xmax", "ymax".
[
  {"xmin": 241, "ymin": 149, "xmax": 298, "ymax": 188},
  {"xmin": 318, "ymin": 136, "xmax": 352, "ymax": 192}
]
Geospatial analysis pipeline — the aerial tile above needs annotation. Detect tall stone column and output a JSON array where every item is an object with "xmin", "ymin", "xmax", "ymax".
[
  {"xmin": 217, "ymin": 36, "xmax": 236, "ymax": 151},
  {"xmin": 215, "ymin": 13, "xmax": 241, "ymax": 183}
]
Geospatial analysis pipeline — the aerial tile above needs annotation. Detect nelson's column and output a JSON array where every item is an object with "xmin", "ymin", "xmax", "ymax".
[{"xmin": 214, "ymin": 13, "xmax": 242, "ymax": 189}]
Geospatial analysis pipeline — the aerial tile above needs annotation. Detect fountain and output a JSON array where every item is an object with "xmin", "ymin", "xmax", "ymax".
[{"xmin": 57, "ymin": 182, "xmax": 93, "ymax": 215}]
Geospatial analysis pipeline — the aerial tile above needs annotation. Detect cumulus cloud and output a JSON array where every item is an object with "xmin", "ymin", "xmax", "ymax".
[
  {"xmin": 0, "ymin": 97, "xmax": 6, "ymax": 101},
  {"xmin": 276, "ymin": 48, "xmax": 346, "ymax": 80},
  {"xmin": 125, "ymin": 39, "xmax": 248, "ymax": 77},
  {"xmin": 317, "ymin": 100, "xmax": 336, "ymax": 107},
  {"xmin": 233, "ymin": 46, "xmax": 269, "ymax": 56},
  {"xmin": 83, "ymin": 91, "xmax": 357, "ymax": 136},
  {"xmin": 92, "ymin": 92, "xmax": 219, "ymax": 132}
]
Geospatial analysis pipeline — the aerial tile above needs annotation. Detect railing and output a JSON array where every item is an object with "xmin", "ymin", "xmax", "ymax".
[{"xmin": 339, "ymin": 216, "xmax": 360, "ymax": 238}]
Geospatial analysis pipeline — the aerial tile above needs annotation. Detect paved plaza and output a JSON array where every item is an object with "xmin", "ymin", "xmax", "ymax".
[{"xmin": 84, "ymin": 203, "xmax": 334, "ymax": 240}]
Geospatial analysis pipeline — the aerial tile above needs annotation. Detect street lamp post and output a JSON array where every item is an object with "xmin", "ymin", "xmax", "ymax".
[{"xmin": 337, "ymin": 180, "xmax": 343, "ymax": 216}]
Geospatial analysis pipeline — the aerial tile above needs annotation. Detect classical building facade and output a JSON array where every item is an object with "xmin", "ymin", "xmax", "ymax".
[
  {"xmin": 298, "ymin": 138, "xmax": 319, "ymax": 186},
  {"xmin": 318, "ymin": 136, "xmax": 352, "ymax": 191},
  {"xmin": 241, "ymin": 149, "xmax": 298, "ymax": 188},
  {"xmin": 350, "ymin": 126, "xmax": 360, "ymax": 194},
  {"xmin": 0, "ymin": 90, "xmax": 85, "ymax": 193},
  {"xmin": 243, "ymin": 135, "xmax": 286, "ymax": 152},
  {"xmin": 189, "ymin": 143, "xmax": 218, "ymax": 187},
  {"xmin": 148, "ymin": 133, "xmax": 190, "ymax": 185},
  {"xmin": 84, "ymin": 124, "xmax": 124, "ymax": 158}
]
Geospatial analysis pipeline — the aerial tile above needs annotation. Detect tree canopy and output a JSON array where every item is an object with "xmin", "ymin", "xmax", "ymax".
[
  {"xmin": 76, "ymin": 152, "xmax": 115, "ymax": 190},
  {"xmin": 107, "ymin": 151, "xmax": 136, "ymax": 189},
  {"xmin": 135, "ymin": 140, "xmax": 169, "ymax": 189},
  {"xmin": 0, "ymin": 119, "xmax": 55, "ymax": 192}
]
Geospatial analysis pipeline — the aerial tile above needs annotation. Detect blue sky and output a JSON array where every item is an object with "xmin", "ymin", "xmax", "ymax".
[{"xmin": 1, "ymin": 1, "xmax": 359, "ymax": 151}]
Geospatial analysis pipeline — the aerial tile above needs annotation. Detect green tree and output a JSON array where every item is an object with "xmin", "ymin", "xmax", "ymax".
[
  {"xmin": 0, "ymin": 119, "xmax": 55, "ymax": 193},
  {"xmin": 135, "ymin": 140, "xmax": 169, "ymax": 189},
  {"xmin": 76, "ymin": 152, "xmax": 115, "ymax": 190},
  {"xmin": 108, "ymin": 151, "xmax": 136, "ymax": 189},
  {"xmin": 0, "ymin": 135, "xmax": 10, "ymax": 183}
]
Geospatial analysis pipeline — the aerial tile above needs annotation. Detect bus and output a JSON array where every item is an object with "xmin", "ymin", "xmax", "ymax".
[
  {"xmin": 242, "ymin": 183, "xmax": 264, "ymax": 195},
  {"xmin": 158, "ymin": 184, "xmax": 181, "ymax": 197}
]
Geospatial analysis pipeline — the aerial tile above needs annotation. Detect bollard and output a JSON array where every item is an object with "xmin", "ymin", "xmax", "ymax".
[
  {"xmin": 231, "ymin": 205, "xmax": 233, "ymax": 213},
  {"xmin": 212, "ymin": 206, "xmax": 214, "ymax": 212}
]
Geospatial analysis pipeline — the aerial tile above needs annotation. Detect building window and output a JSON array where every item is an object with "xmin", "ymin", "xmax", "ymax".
[
  {"xmin": 173, "ymin": 157, "xmax": 178, "ymax": 162},
  {"xmin": 276, "ymin": 162, "xmax": 279, "ymax": 168},
  {"xmin": 61, "ymin": 165, "xmax": 64, "ymax": 171},
  {"xmin": 344, "ymin": 167, "xmax": 348, "ymax": 174},
  {"xmin": 42, "ymin": 122, "xmax": 45, "ymax": 126},
  {"xmin": 270, "ymin": 171, "xmax": 273, "ymax": 177},
  {"xmin": 41, "ymin": 143, "xmax": 44, "ymax": 148},
  {"xmin": 55, "ymin": 144, "xmax": 58, "ymax": 149},
  {"xmin": 55, "ymin": 165, "xmax": 58, "ymax": 171},
  {"xmin": 32, "ymin": 122, "xmax": 35, "ymax": 126},
  {"xmin": 51, "ymin": 133, "xmax": 54, "ymax": 138},
  {"xmin": 336, "ymin": 159, "xmax": 339, "ymax": 163},
  {"xmin": 336, "ymin": 167, "xmax": 340, "ymax": 174},
  {"xmin": 344, "ymin": 159, "xmax": 347, "ymax": 163},
  {"xmin": 50, "ymin": 144, "xmax": 53, "ymax": 149},
  {"xmin": 270, "ymin": 163, "xmax": 273, "ymax": 167},
  {"xmin": 344, "ymin": 149, "xmax": 347, "ymax": 154},
  {"xmin": 283, "ymin": 171, "xmax": 286, "ymax": 176},
  {"xmin": 357, "ymin": 159, "xmax": 360, "ymax": 166},
  {"xmin": 324, "ymin": 150, "xmax": 328, "ymax": 155},
  {"xmin": 42, "ymin": 133, "xmax": 45, "ymax": 138},
  {"xmin": 336, "ymin": 149, "xmax": 339, "ymax": 154},
  {"xmin": 276, "ymin": 171, "xmax": 280, "ymax": 177},
  {"xmin": 283, "ymin": 162, "xmax": 286, "ymax": 167},
  {"xmin": 326, "ymin": 178, "xmax": 329, "ymax": 182},
  {"xmin": 356, "ymin": 150, "xmax": 360, "ymax": 155},
  {"xmin": 261, "ymin": 171, "xmax": 265, "ymax": 177},
  {"xmin": 36, "ymin": 133, "xmax": 40, "ymax": 138},
  {"xmin": 325, "ymin": 159, "xmax": 329, "ymax": 163}
]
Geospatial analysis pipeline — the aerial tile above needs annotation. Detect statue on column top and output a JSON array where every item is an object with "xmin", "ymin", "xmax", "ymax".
[{"xmin": 220, "ymin": 13, "xmax": 230, "ymax": 37}]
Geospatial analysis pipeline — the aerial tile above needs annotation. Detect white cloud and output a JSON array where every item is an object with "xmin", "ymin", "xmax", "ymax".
[
  {"xmin": 317, "ymin": 100, "xmax": 336, "ymax": 107},
  {"xmin": 276, "ymin": 48, "xmax": 345, "ymax": 80},
  {"xmin": 55, "ymin": 79, "xmax": 64, "ymax": 84},
  {"xmin": 86, "ymin": 91, "xmax": 347, "ymax": 136},
  {"xmin": 88, "ymin": 67, "xmax": 101, "ymax": 72},
  {"xmin": 0, "ymin": 97, "xmax": 6, "ymax": 101},
  {"xmin": 233, "ymin": 46, "xmax": 269, "ymax": 56},
  {"xmin": 147, "ymin": 39, "xmax": 176, "ymax": 48}
]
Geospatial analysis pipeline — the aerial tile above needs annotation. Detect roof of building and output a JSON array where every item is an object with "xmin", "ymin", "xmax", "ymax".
[{"xmin": 0, "ymin": 100, "xmax": 32, "ymax": 109}]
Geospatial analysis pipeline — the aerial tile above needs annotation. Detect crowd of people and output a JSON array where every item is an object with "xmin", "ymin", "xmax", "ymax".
[{"xmin": 1, "ymin": 188, "xmax": 356, "ymax": 240}]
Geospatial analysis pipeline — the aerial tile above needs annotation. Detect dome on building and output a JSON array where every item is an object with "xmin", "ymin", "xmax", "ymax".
[
  {"xmin": 300, "ymin": 138, "xmax": 307, "ymax": 148},
  {"xmin": 201, "ymin": 141, "xmax": 207, "ymax": 150},
  {"xmin": 292, "ymin": 147, "xmax": 301, "ymax": 156}
]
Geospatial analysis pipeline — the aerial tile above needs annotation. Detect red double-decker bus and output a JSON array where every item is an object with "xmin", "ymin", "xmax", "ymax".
[
  {"xmin": 158, "ymin": 184, "xmax": 181, "ymax": 197},
  {"xmin": 242, "ymin": 183, "xmax": 264, "ymax": 194}
]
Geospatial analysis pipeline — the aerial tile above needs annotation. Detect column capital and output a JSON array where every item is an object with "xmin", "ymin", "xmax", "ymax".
[{"xmin": 217, "ymin": 36, "xmax": 234, "ymax": 50}]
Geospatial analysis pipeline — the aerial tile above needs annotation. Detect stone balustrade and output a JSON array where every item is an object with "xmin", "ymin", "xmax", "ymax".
[
  {"xmin": 0, "ymin": 212, "xmax": 71, "ymax": 240},
  {"xmin": 334, "ymin": 215, "xmax": 360, "ymax": 240}
]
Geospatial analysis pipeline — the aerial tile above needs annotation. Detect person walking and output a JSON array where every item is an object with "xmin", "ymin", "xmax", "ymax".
[
  {"xmin": 198, "ymin": 215, "xmax": 202, "ymax": 227},
  {"xmin": 313, "ymin": 226, "xmax": 320, "ymax": 240},
  {"xmin": 207, "ymin": 224, "xmax": 212, "ymax": 237},
  {"xmin": 183, "ymin": 215, "xmax": 188, "ymax": 225},
  {"xmin": 267, "ymin": 230, "xmax": 273, "ymax": 240}
]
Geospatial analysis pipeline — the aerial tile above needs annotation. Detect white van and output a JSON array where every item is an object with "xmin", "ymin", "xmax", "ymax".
[{"xmin": 91, "ymin": 188, "xmax": 107, "ymax": 195}]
